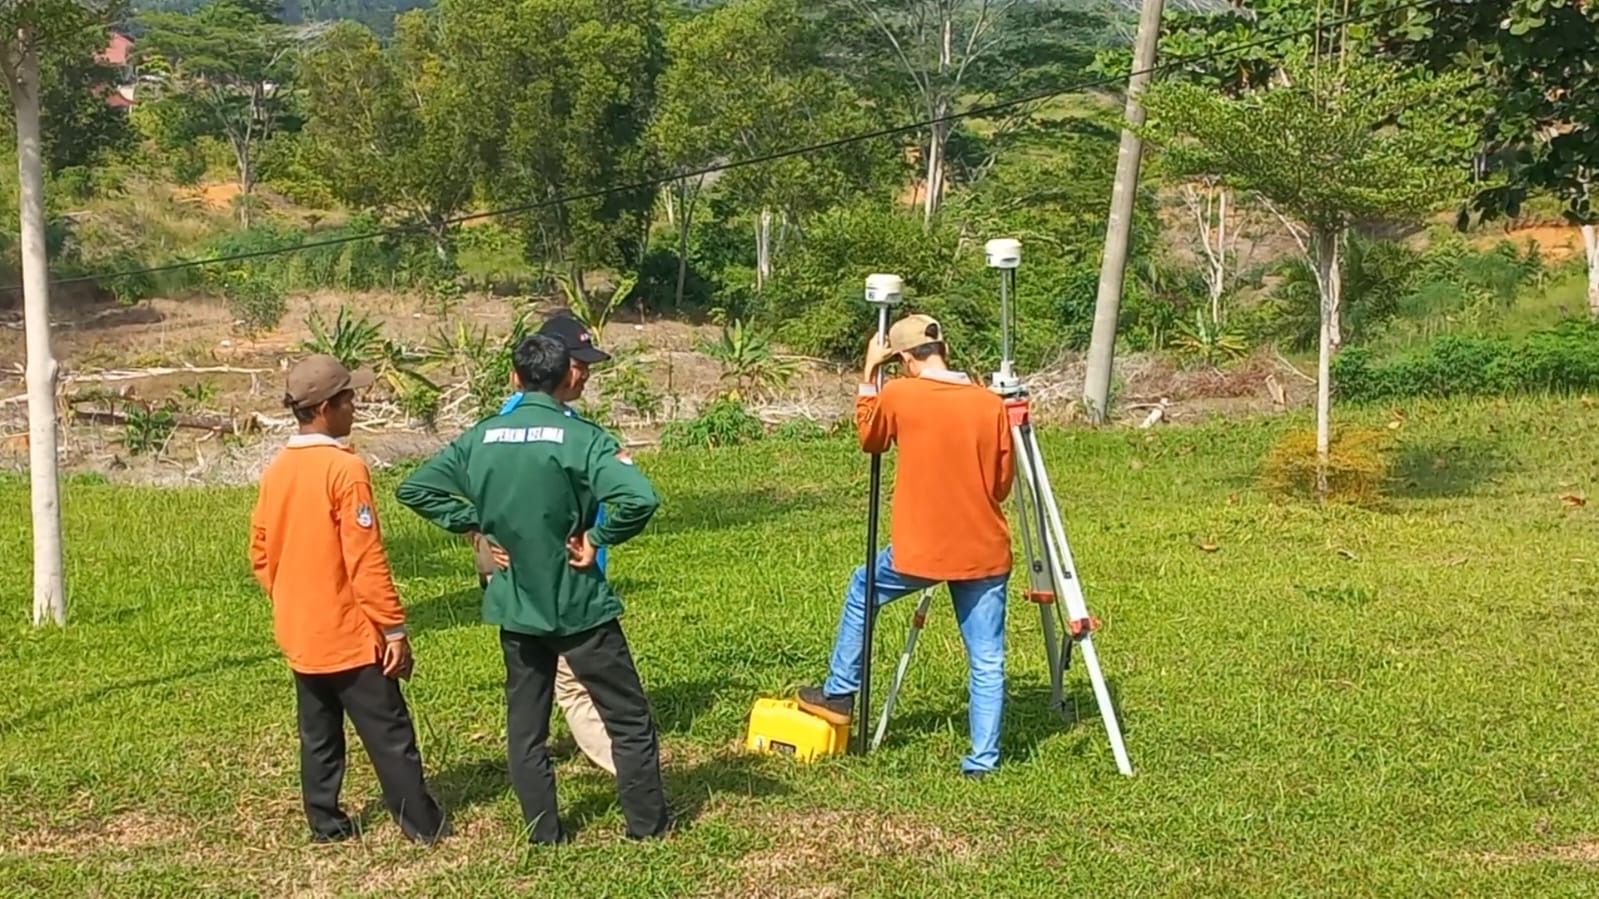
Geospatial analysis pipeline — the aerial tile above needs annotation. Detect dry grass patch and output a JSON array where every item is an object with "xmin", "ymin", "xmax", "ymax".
[
  {"xmin": 720, "ymin": 808, "xmax": 994, "ymax": 898},
  {"xmin": 1474, "ymin": 838, "xmax": 1599, "ymax": 868}
]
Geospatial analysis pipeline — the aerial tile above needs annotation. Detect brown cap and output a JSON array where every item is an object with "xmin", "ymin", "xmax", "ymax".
[
  {"xmin": 285, "ymin": 354, "xmax": 374, "ymax": 410},
  {"xmin": 886, "ymin": 314, "xmax": 944, "ymax": 354}
]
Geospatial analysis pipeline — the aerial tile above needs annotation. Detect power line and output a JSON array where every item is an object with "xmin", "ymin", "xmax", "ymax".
[{"xmin": 24, "ymin": 0, "xmax": 1446, "ymax": 293}]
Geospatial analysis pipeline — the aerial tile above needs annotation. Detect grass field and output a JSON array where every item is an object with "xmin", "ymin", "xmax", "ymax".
[{"xmin": 3, "ymin": 397, "xmax": 1599, "ymax": 897}]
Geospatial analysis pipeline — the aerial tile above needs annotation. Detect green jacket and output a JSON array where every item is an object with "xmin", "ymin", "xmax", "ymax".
[{"xmin": 395, "ymin": 391, "xmax": 659, "ymax": 636}]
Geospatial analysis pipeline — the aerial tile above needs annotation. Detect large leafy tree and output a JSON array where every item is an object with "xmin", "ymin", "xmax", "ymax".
[
  {"xmin": 0, "ymin": 18, "xmax": 131, "ymax": 174},
  {"xmin": 1420, "ymin": 0, "xmax": 1599, "ymax": 314},
  {"xmin": 652, "ymin": 0, "xmax": 884, "ymax": 296},
  {"xmin": 1108, "ymin": 0, "xmax": 1599, "ymax": 313},
  {"xmin": 297, "ymin": 12, "xmax": 477, "ymax": 259},
  {"xmin": 439, "ymin": 0, "xmax": 664, "ymax": 301},
  {"xmin": 1142, "ymin": 50, "xmax": 1479, "ymax": 498},
  {"xmin": 819, "ymin": 0, "xmax": 1110, "ymax": 224},
  {"xmin": 135, "ymin": 0, "xmax": 300, "ymax": 224}
]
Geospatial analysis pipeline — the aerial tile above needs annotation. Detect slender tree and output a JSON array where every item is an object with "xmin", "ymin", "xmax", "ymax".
[
  {"xmin": 653, "ymin": 0, "xmax": 881, "ymax": 295},
  {"xmin": 1142, "ymin": 50, "xmax": 1478, "ymax": 497},
  {"xmin": 0, "ymin": 0, "xmax": 124, "ymax": 627},
  {"xmin": 135, "ymin": 0, "xmax": 300, "ymax": 225}
]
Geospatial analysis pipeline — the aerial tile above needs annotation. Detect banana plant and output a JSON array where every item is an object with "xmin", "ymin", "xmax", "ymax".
[
  {"xmin": 700, "ymin": 318, "xmax": 798, "ymax": 402},
  {"xmin": 1172, "ymin": 307, "xmax": 1248, "ymax": 367},
  {"xmin": 553, "ymin": 269, "xmax": 637, "ymax": 337}
]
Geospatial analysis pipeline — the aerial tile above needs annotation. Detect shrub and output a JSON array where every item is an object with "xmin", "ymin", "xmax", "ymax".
[
  {"xmin": 659, "ymin": 399, "xmax": 765, "ymax": 450},
  {"xmin": 198, "ymin": 215, "xmax": 454, "ymax": 295},
  {"xmin": 1262, "ymin": 427, "xmax": 1394, "ymax": 505},
  {"xmin": 221, "ymin": 270, "xmax": 288, "ymax": 336},
  {"xmin": 772, "ymin": 416, "xmax": 829, "ymax": 442},
  {"xmin": 1333, "ymin": 320, "xmax": 1599, "ymax": 402}
]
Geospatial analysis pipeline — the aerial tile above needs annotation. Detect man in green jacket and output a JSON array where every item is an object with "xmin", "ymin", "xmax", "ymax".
[{"xmin": 396, "ymin": 333, "xmax": 668, "ymax": 845}]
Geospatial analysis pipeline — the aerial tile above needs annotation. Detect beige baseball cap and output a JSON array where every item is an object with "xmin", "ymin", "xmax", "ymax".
[
  {"xmin": 285, "ymin": 354, "xmax": 374, "ymax": 409},
  {"xmin": 885, "ymin": 314, "xmax": 944, "ymax": 354}
]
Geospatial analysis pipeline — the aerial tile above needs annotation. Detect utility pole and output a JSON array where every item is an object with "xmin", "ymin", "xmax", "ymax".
[{"xmin": 1081, "ymin": 0, "xmax": 1165, "ymax": 424}]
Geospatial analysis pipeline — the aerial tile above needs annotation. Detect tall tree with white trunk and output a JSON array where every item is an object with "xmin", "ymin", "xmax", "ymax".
[
  {"xmin": 1141, "ymin": 49, "xmax": 1478, "ymax": 498},
  {"xmin": 823, "ymin": 0, "xmax": 1099, "ymax": 225},
  {"xmin": 0, "ymin": 0, "xmax": 121, "ymax": 627}
]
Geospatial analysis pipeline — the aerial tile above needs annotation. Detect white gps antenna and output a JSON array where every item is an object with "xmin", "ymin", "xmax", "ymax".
[
  {"xmin": 864, "ymin": 273, "xmax": 904, "ymax": 307},
  {"xmin": 986, "ymin": 238, "xmax": 1021, "ymax": 393}
]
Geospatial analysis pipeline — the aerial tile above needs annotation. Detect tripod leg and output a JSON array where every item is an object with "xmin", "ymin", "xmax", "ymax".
[
  {"xmin": 1076, "ymin": 634, "xmax": 1133, "ymax": 776},
  {"xmin": 1022, "ymin": 424, "xmax": 1135, "ymax": 777},
  {"xmin": 872, "ymin": 588, "xmax": 935, "ymax": 751},
  {"xmin": 1011, "ymin": 424, "xmax": 1066, "ymax": 713}
]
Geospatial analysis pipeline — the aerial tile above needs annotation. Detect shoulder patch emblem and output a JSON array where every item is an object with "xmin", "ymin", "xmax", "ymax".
[{"xmin": 356, "ymin": 504, "xmax": 374, "ymax": 528}]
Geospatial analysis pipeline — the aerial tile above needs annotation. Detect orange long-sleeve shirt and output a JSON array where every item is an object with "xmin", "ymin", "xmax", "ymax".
[
  {"xmin": 249, "ymin": 434, "xmax": 406, "ymax": 674},
  {"xmin": 855, "ymin": 370, "xmax": 1015, "ymax": 581}
]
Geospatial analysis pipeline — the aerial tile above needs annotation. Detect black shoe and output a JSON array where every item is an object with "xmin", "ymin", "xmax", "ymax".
[
  {"xmin": 311, "ymin": 823, "xmax": 357, "ymax": 844},
  {"xmin": 796, "ymin": 686, "xmax": 854, "ymax": 725},
  {"xmin": 402, "ymin": 814, "xmax": 452, "ymax": 846},
  {"xmin": 529, "ymin": 824, "xmax": 574, "ymax": 847},
  {"xmin": 962, "ymin": 769, "xmax": 992, "ymax": 782}
]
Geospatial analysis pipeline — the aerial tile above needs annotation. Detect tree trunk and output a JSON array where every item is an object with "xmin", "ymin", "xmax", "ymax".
[
  {"xmin": 1584, "ymin": 224, "xmax": 1598, "ymax": 317},
  {"xmin": 235, "ymin": 147, "xmax": 254, "ymax": 228},
  {"xmin": 12, "ymin": 36, "xmax": 67, "ymax": 627},
  {"xmin": 430, "ymin": 218, "xmax": 451, "ymax": 264},
  {"xmin": 1212, "ymin": 187, "xmax": 1227, "ymax": 326},
  {"xmin": 1311, "ymin": 226, "xmax": 1344, "ymax": 502},
  {"xmin": 756, "ymin": 207, "xmax": 773, "ymax": 292},
  {"xmin": 674, "ymin": 177, "xmax": 694, "ymax": 310},
  {"xmin": 922, "ymin": 113, "xmax": 948, "ymax": 225},
  {"xmin": 1082, "ymin": 0, "xmax": 1165, "ymax": 424}
]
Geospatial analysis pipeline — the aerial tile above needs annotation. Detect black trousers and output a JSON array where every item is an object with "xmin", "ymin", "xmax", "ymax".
[
  {"xmin": 500, "ymin": 621, "xmax": 669, "ymax": 843},
  {"xmin": 294, "ymin": 664, "xmax": 447, "ymax": 843}
]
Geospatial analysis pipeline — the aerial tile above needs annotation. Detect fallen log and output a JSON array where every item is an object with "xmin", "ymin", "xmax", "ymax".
[{"xmin": 71, "ymin": 408, "xmax": 263, "ymax": 436}]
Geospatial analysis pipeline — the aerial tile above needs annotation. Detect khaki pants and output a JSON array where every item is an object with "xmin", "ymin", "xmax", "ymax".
[{"xmin": 476, "ymin": 533, "xmax": 615, "ymax": 776}]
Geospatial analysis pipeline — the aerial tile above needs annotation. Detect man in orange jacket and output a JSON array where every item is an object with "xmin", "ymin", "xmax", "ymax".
[
  {"xmin": 797, "ymin": 314, "xmax": 1015, "ymax": 777},
  {"xmin": 250, "ymin": 354, "xmax": 447, "ymax": 844}
]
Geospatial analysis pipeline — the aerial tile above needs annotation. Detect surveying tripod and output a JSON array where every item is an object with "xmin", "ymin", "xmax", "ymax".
[{"xmin": 867, "ymin": 239, "xmax": 1134, "ymax": 777}]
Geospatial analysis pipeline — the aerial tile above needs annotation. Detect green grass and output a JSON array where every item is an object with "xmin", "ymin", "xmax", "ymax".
[{"xmin": 3, "ymin": 396, "xmax": 1599, "ymax": 896}]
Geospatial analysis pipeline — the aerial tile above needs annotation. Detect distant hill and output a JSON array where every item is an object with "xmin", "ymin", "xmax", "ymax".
[{"xmin": 132, "ymin": 1, "xmax": 433, "ymax": 35}]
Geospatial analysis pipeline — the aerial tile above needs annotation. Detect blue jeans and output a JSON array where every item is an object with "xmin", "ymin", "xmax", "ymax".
[{"xmin": 822, "ymin": 546, "xmax": 1009, "ymax": 772}]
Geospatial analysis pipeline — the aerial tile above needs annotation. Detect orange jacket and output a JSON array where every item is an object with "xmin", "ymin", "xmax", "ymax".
[
  {"xmin": 856, "ymin": 370, "xmax": 1015, "ymax": 581},
  {"xmin": 249, "ymin": 434, "xmax": 406, "ymax": 674}
]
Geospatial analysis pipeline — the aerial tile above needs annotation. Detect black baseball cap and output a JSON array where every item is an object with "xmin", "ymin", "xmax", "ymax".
[{"xmin": 538, "ymin": 313, "xmax": 611, "ymax": 363}]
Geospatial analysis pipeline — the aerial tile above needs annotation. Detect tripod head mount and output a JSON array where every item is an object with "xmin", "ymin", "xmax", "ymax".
[{"xmin": 985, "ymin": 238, "xmax": 1023, "ymax": 396}]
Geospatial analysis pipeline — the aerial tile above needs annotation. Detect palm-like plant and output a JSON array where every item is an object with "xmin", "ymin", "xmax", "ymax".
[
  {"xmin": 700, "ymin": 318, "xmax": 797, "ymax": 402},
  {"xmin": 1171, "ymin": 308, "xmax": 1248, "ymax": 367}
]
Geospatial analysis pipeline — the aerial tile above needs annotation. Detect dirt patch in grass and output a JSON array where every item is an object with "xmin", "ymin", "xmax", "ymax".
[
  {"xmin": 718, "ymin": 808, "xmax": 993, "ymax": 898},
  {"xmin": 1, "ymin": 809, "xmax": 192, "ymax": 856},
  {"xmin": 1474, "ymin": 837, "xmax": 1599, "ymax": 867}
]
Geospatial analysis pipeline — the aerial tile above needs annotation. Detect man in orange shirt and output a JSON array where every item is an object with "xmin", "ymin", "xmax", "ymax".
[
  {"xmin": 250, "ymin": 354, "xmax": 447, "ymax": 844},
  {"xmin": 797, "ymin": 314, "xmax": 1015, "ymax": 777}
]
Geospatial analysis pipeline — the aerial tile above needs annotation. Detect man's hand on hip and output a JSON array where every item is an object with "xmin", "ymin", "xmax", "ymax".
[
  {"xmin": 567, "ymin": 532, "xmax": 598, "ymax": 569},
  {"xmin": 382, "ymin": 634, "xmax": 414, "ymax": 679}
]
